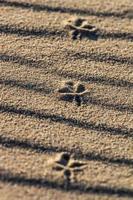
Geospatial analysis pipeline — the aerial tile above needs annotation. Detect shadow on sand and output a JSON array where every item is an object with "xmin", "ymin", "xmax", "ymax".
[
  {"xmin": 0, "ymin": 24, "xmax": 64, "ymax": 38},
  {"xmin": 0, "ymin": 169, "xmax": 133, "ymax": 197},
  {"xmin": 69, "ymin": 51, "xmax": 133, "ymax": 66},
  {"xmin": 1, "ymin": 52, "xmax": 132, "ymax": 89},
  {"xmin": 0, "ymin": 134, "xmax": 133, "ymax": 167},
  {"xmin": 0, "ymin": 23, "xmax": 132, "ymax": 41},
  {"xmin": 57, "ymin": 70, "xmax": 133, "ymax": 89},
  {"xmin": 0, "ymin": 0, "xmax": 133, "ymax": 19},
  {"xmin": 0, "ymin": 78, "xmax": 52, "ymax": 94},
  {"xmin": 0, "ymin": 104, "xmax": 133, "ymax": 138}
]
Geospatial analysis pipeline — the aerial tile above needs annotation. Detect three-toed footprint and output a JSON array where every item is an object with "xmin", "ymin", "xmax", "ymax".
[
  {"xmin": 64, "ymin": 17, "xmax": 98, "ymax": 40},
  {"xmin": 51, "ymin": 152, "xmax": 87, "ymax": 183}
]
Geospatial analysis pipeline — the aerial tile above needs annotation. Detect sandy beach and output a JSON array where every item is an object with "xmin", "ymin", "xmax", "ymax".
[{"xmin": 0, "ymin": 0, "xmax": 133, "ymax": 199}]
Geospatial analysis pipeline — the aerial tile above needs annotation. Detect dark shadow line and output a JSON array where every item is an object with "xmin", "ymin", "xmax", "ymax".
[
  {"xmin": 57, "ymin": 70, "xmax": 133, "ymax": 89},
  {"xmin": 0, "ymin": 77, "xmax": 132, "ymax": 113},
  {"xmin": 0, "ymin": 104, "xmax": 132, "ymax": 138},
  {"xmin": 70, "ymin": 51, "xmax": 133, "ymax": 66},
  {"xmin": 0, "ymin": 135, "xmax": 133, "ymax": 167},
  {"xmin": 0, "ymin": 52, "xmax": 53, "ymax": 71},
  {"xmin": 0, "ymin": 78, "xmax": 53, "ymax": 94},
  {"xmin": 1, "ymin": 52, "xmax": 133, "ymax": 90},
  {"xmin": 0, "ymin": 24, "xmax": 64, "ymax": 38},
  {"xmin": 86, "ymin": 96, "xmax": 133, "ymax": 113},
  {"xmin": 1, "ymin": 51, "xmax": 132, "ymax": 73},
  {"xmin": 100, "ymin": 31, "xmax": 133, "ymax": 41},
  {"xmin": 0, "ymin": 24, "xmax": 132, "ymax": 42},
  {"xmin": 0, "ymin": 135, "xmax": 57, "ymax": 153},
  {"xmin": 0, "ymin": 0, "xmax": 133, "ymax": 19},
  {"xmin": 0, "ymin": 53, "xmax": 43, "ymax": 68},
  {"xmin": 0, "ymin": 170, "xmax": 133, "ymax": 197}
]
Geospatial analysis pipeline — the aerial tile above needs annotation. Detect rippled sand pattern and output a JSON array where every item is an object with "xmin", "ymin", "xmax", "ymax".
[{"xmin": 0, "ymin": 0, "xmax": 133, "ymax": 199}]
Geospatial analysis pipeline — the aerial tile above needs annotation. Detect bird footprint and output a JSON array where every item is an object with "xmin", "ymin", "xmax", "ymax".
[
  {"xmin": 64, "ymin": 17, "xmax": 98, "ymax": 40},
  {"xmin": 52, "ymin": 152, "xmax": 87, "ymax": 183},
  {"xmin": 56, "ymin": 80, "xmax": 91, "ymax": 106}
]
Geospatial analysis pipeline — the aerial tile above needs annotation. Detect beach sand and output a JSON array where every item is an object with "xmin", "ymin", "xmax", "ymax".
[{"xmin": 0, "ymin": 0, "xmax": 133, "ymax": 199}]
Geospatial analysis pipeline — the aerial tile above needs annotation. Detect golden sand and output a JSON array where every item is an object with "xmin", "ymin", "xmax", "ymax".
[{"xmin": 0, "ymin": 0, "xmax": 133, "ymax": 199}]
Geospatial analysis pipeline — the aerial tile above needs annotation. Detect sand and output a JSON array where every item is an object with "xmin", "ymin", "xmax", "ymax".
[{"xmin": 0, "ymin": 0, "xmax": 133, "ymax": 199}]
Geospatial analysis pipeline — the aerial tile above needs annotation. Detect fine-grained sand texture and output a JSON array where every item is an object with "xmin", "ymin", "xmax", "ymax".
[{"xmin": 0, "ymin": 0, "xmax": 133, "ymax": 199}]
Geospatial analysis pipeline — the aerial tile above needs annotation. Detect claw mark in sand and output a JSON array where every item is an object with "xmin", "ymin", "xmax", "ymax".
[
  {"xmin": 51, "ymin": 152, "xmax": 87, "ymax": 186},
  {"xmin": 56, "ymin": 80, "xmax": 92, "ymax": 106},
  {"xmin": 64, "ymin": 17, "xmax": 98, "ymax": 40}
]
